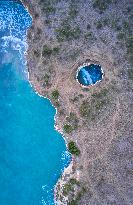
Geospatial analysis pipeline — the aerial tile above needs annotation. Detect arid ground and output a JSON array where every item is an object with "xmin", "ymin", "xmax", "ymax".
[{"xmin": 21, "ymin": 0, "xmax": 133, "ymax": 204}]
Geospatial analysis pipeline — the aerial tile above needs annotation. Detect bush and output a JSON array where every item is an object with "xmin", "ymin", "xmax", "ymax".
[
  {"xmin": 42, "ymin": 45, "xmax": 52, "ymax": 56},
  {"xmin": 127, "ymin": 69, "xmax": 133, "ymax": 80},
  {"xmin": 52, "ymin": 47, "xmax": 60, "ymax": 55},
  {"xmin": 51, "ymin": 90, "xmax": 59, "ymax": 100},
  {"xmin": 42, "ymin": 45, "xmax": 60, "ymax": 57},
  {"xmin": 69, "ymin": 8, "xmax": 78, "ymax": 19},
  {"xmin": 66, "ymin": 112, "xmax": 79, "ymax": 129},
  {"xmin": 96, "ymin": 21, "xmax": 103, "ymax": 29},
  {"xmin": 63, "ymin": 178, "xmax": 80, "ymax": 196},
  {"xmin": 63, "ymin": 124, "xmax": 73, "ymax": 134},
  {"xmin": 68, "ymin": 187, "xmax": 87, "ymax": 205},
  {"xmin": 93, "ymin": 0, "xmax": 108, "ymax": 12},
  {"xmin": 55, "ymin": 25, "xmax": 81, "ymax": 41},
  {"xmin": 126, "ymin": 36, "xmax": 133, "ymax": 65},
  {"xmin": 43, "ymin": 74, "xmax": 50, "ymax": 86},
  {"xmin": 92, "ymin": 88, "xmax": 108, "ymax": 98},
  {"xmin": 42, "ymin": 5, "xmax": 56, "ymax": 14},
  {"xmin": 117, "ymin": 32, "xmax": 125, "ymax": 40},
  {"xmin": 80, "ymin": 101, "xmax": 90, "ymax": 117},
  {"xmin": 93, "ymin": 0, "xmax": 115, "ymax": 12},
  {"xmin": 68, "ymin": 141, "xmax": 80, "ymax": 156}
]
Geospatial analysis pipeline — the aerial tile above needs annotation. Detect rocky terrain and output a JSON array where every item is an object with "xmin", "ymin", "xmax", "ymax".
[{"xmin": 21, "ymin": 0, "xmax": 133, "ymax": 204}]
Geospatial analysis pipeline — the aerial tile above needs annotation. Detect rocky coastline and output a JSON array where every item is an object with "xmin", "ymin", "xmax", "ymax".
[{"xmin": 20, "ymin": 0, "xmax": 133, "ymax": 204}]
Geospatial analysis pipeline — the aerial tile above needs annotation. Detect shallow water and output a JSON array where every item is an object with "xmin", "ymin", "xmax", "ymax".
[
  {"xmin": 0, "ymin": 1, "xmax": 70, "ymax": 205},
  {"xmin": 77, "ymin": 64, "xmax": 103, "ymax": 86}
]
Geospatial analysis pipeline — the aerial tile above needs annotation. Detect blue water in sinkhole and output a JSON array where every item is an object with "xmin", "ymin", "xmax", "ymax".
[
  {"xmin": 0, "ymin": 1, "xmax": 71, "ymax": 205},
  {"xmin": 77, "ymin": 64, "xmax": 103, "ymax": 86}
]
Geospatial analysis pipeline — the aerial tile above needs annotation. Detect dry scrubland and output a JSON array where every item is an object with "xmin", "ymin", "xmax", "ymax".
[{"xmin": 22, "ymin": 0, "xmax": 133, "ymax": 204}]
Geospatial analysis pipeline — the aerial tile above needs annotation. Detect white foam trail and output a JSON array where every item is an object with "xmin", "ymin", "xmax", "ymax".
[{"xmin": 83, "ymin": 69, "xmax": 93, "ymax": 84}]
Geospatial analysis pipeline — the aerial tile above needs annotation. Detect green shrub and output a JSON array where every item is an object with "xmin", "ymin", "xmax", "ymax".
[
  {"xmin": 63, "ymin": 178, "xmax": 80, "ymax": 196},
  {"xmin": 43, "ymin": 74, "xmax": 50, "ymax": 86},
  {"xmin": 55, "ymin": 25, "xmax": 81, "ymax": 41},
  {"xmin": 42, "ymin": 5, "xmax": 56, "ymax": 14},
  {"xmin": 93, "ymin": 0, "xmax": 108, "ymax": 12},
  {"xmin": 63, "ymin": 124, "xmax": 73, "ymax": 134},
  {"xmin": 126, "ymin": 36, "xmax": 133, "ymax": 64},
  {"xmin": 127, "ymin": 69, "xmax": 133, "ymax": 80},
  {"xmin": 123, "ymin": 21, "xmax": 129, "ymax": 29},
  {"xmin": 80, "ymin": 101, "xmax": 90, "ymax": 117},
  {"xmin": 42, "ymin": 45, "xmax": 52, "ymax": 56},
  {"xmin": 51, "ymin": 90, "xmax": 59, "ymax": 100},
  {"xmin": 52, "ymin": 47, "xmax": 60, "ymax": 55},
  {"xmin": 42, "ymin": 45, "xmax": 60, "ymax": 57},
  {"xmin": 63, "ymin": 183, "xmax": 74, "ymax": 196},
  {"xmin": 93, "ymin": 0, "xmax": 116, "ymax": 12},
  {"xmin": 96, "ymin": 21, "xmax": 103, "ymax": 29},
  {"xmin": 117, "ymin": 32, "xmax": 125, "ymax": 40},
  {"xmin": 92, "ymin": 88, "xmax": 108, "ymax": 98},
  {"xmin": 69, "ymin": 8, "xmax": 78, "ymax": 19},
  {"xmin": 66, "ymin": 112, "xmax": 79, "ymax": 129},
  {"xmin": 68, "ymin": 141, "xmax": 80, "ymax": 156},
  {"xmin": 68, "ymin": 187, "xmax": 86, "ymax": 205}
]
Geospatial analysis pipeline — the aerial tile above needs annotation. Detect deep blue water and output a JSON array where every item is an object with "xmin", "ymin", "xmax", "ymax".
[
  {"xmin": 0, "ymin": 1, "xmax": 70, "ymax": 205},
  {"xmin": 77, "ymin": 64, "xmax": 103, "ymax": 86}
]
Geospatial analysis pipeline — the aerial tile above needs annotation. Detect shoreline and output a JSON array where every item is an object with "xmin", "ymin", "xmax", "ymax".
[
  {"xmin": 20, "ymin": 0, "xmax": 74, "ymax": 204},
  {"xmin": 18, "ymin": 0, "xmax": 133, "ymax": 204}
]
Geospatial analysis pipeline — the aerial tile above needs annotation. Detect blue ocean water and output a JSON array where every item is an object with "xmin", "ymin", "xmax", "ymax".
[
  {"xmin": 0, "ymin": 1, "xmax": 71, "ymax": 205},
  {"xmin": 77, "ymin": 64, "xmax": 103, "ymax": 86}
]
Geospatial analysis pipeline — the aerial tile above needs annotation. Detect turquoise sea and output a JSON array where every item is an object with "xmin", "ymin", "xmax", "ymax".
[{"xmin": 0, "ymin": 1, "xmax": 70, "ymax": 204}]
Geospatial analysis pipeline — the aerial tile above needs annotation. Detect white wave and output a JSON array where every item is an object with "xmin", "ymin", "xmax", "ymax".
[
  {"xmin": 41, "ymin": 185, "xmax": 55, "ymax": 205},
  {"xmin": 82, "ymin": 69, "xmax": 93, "ymax": 85},
  {"xmin": 61, "ymin": 150, "xmax": 71, "ymax": 168},
  {"xmin": 2, "ymin": 35, "xmax": 27, "ymax": 50}
]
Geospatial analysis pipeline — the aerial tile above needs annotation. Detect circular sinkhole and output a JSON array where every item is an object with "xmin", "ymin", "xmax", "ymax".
[{"xmin": 76, "ymin": 63, "xmax": 104, "ymax": 87}]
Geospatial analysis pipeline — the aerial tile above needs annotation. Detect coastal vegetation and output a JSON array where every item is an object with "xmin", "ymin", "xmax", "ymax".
[
  {"xmin": 63, "ymin": 124, "xmax": 73, "ymax": 134},
  {"xmin": 68, "ymin": 7, "xmax": 78, "ymax": 19},
  {"xmin": 68, "ymin": 141, "xmax": 80, "ymax": 156},
  {"xmin": 127, "ymin": 69, "xmax": 133, "ymax": 80},
  {"xmin": 68, "ymin": 187, "xmax": 87, "ymax": 205},
  {"xmin": 93, "ymin": 0, "xmax": 108, "ymax": 12},
  {"xmin": 63, "ymin": 178, "xmax": 86, "ymax": 205},
  {"xmin": 42, "ymin": 5, "xmax": 56, "ymax": 14},
  {"xmin": 43, "ymin": 74, "xmax": 50, "ymax": 86},
  {"xmin": 92, "ymin": 0, "xmax": 117, "ymax": 12},
  {"xmin": 66, "ymin": 112, "xmax": 79, "ymax": 130},
  {"xmin": 51, "ymin": 89, "xmax": 59, "ymax": 100},
  {"xmin": 42, "ymin": 45, "xmax": 52, "ymax": 57},
  {"xmin": 63, "ymin": 178, "xmax": 80, "ymax": 196},
  {"xmin": 55, "ymin": 25, "xmax": 81, "ymax": 42},
  {"xmin": 42, "ymin": 45, "xmax": 59, "ymax": 57}
]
